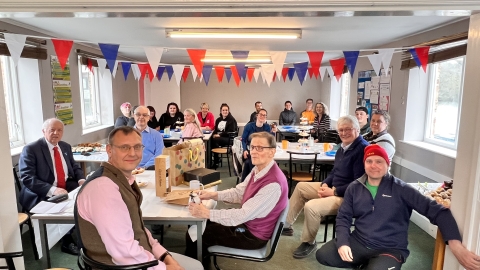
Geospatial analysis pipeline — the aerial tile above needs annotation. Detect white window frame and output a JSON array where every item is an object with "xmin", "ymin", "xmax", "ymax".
[
  {"xmin": 423, "ymin": 56, "xmax": 465, "ymax": 150},
  {"xmin": 1, "ymin": 56, "xmax": 24, "ymax": 148},
  {"xmin": 340, "ymin": 73, "xmax": 351, "ymax": 117},
  {"xmin": 78, "ymin": 56, "xmax": 102, "ymax": 129}
]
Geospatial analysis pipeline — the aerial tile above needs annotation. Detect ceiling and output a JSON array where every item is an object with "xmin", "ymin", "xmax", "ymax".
[{"xmin": 1, "ymin": 14, "xmax": 470, "ymax": 65}]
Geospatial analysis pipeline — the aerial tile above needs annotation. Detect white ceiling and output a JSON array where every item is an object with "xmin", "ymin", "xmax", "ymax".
[{"xmin": 3, "ymin": 15, "xmax": 468, "ymax": 65}]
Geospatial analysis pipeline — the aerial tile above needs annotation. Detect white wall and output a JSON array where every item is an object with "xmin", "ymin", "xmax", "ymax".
[{"xmin": 143, "ymin": 75, "xmax": 181, "ymax": 117}]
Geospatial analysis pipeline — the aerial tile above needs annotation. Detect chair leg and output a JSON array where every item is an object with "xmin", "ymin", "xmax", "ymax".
[
  {"xmin": 323, "ymin": 217, "xmax": 329, "ymax": 243},
  {"xmin": 227, "ymin": 153, "xmax": 231, "ymax": 177},
  {"xmin": 6, "ymin": 257, "xmax": 15, "ymax": 270},
  {"xmin": 213, "ymin": 255, "xmax": 221, "ymax": 270},
  {"xmin": 26, "ymin": 219, "xmax": 39, "ymax": 260}
]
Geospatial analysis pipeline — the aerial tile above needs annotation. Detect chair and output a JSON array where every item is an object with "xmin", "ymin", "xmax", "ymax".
[
  {"xmin": 0, "ymin": 251, "xmax": 22, "ymax": 270},
  {"xmin": 12, "ymin": 166, "xmax": 39, "ymax": 260},
  {"xmin": 287, "ymin": 151, "xmax": 319, "ymax": 197},
  {"xmin": 320, "ymin": 215, "xmax": 337, "ymax": 243},
  {"xmin": 79, "ymin": 248, "xmax": 158, "ymax": 270},
  {"xmin": 317, "ymin": 129, "xmax": 341, "ymax": 144},
  {"xmin": 208, "ymin": 202, "xmax": 289, "ymax": 270},
  {"xmin": 211, "ymin": 131, "xmax": 237, "ymax": 177}
]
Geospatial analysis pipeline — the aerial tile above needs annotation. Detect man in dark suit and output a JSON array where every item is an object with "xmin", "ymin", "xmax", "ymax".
[{"xmin": 19, "ymin": 118, "xmax": 85, "ymax": 255}]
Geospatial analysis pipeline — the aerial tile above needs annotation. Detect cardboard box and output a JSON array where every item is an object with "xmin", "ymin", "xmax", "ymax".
[{"xmin": 155, "ymin": 155, "xmax": 171, "ymax": 197}]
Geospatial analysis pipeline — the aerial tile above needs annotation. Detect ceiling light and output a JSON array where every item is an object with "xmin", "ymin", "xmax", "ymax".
[{"xmin": 166, "ymin": 28, "xmax": 301, "ymax": 39}]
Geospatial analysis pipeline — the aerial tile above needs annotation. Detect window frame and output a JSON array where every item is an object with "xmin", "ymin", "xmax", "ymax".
[
  {"xmin": 78, "ymin": 56, "xmax": 102, "ymax": 129},
  {"xmin": 423, "ymin": 56, "xmax": 465, "ymax": 150},
  {"xmin": 340, "ymin": 73, "xmax": 351, "ymax": 117},
  {"xmin": 1, "ymin": 56, "xmax": 25, "ymax": 148}
]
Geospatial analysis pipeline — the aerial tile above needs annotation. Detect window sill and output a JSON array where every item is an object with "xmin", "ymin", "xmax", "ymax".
[
  {"xmin": 400, "ymin": 140, "xmax": 456, "ymax": 159},
  {"xmin": 10, "ymin": 145, "xmax": 25, "ymax": 157},
  {"xmin": 82, "ymin": 124, "xmax": 113, "ymax": 135}
]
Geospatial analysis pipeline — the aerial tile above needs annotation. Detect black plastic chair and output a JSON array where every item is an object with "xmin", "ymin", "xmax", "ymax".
[
  {"xmin": 232, "ymin": 152, "xmax": 243, "ymax": 184},
  {"xmin": 318, "ymin": 129, "xmax": 341, "ymax": 144},
  {"xmin": 0, "ymin": 252, "xmax": 22, "ymax": 270},
  {"xmin": 78, "ymin": 248, "xmax": 158, "ymax": 270},
  {"xmin": 211, "ymin": 131, "xmax": 237, "ymax": 176},
  {"xmin": 287, "ymin": 151, "xmax": 319, "ymax": 197},
  {"xmin": 208, "ymin": 202, "xmax": 288, "ymax": 270}
]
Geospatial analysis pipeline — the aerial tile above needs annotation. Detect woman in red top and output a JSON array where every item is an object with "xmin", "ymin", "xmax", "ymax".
[{"xmin": 197, "ymin": 102, "xmax": 215, "ymax": 131}]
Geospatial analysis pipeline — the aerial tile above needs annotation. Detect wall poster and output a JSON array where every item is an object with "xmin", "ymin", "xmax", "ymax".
[
  {"xmin": 357, "ymin": 67, "xmax": 392, "ymax": 116},
  {"xmin": 51, "ymin": 55, "xmax": 74, "ymax": 125}
]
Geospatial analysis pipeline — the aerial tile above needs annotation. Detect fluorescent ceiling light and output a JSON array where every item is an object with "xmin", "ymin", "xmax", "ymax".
[
  {"xmin": 202, "ymin": 58, "xmax": 271, "ymax": 63},
  {"xmin": 166, "ymin": 28, "xmax": 301, "ymax": 39}
]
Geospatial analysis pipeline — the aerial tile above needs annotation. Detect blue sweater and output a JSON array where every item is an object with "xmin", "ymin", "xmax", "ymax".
[
  {"xmin": 336, "ymin": 174, "xmax": 461, "ymax": 260},
  {"xmin": 241, "ymin": 122, "xmax": 271, "ymax": 151},
  {"xmin": 322, "ymin": 136, "xmax": 368, "ymax": 197},
  {"xmin": 138, "ymin": 127, "xmax": 165, "ymax": 168}
]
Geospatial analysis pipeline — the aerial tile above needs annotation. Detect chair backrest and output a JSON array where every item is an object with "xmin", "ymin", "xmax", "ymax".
[
  {"xmin": 232, "ymin": 152, "xmax": 243, "ymax": 176},
  {"xmin": 267, "ymin": 202, "xmax": 289, "ymax": 255},
  {"xmin": 318, "ymin": 129, "xmax": 341, "ymax": 144},
  {"xmin": 79, "ymin": 248, "xmax": 158, "ymax": 270},
  {"xmin": 287, "ymin": 151, "xmax": 319, "ymax": 181},
  {"xmin": 12, "ymin": 165, "xmax": 22, "ymax": 192}
]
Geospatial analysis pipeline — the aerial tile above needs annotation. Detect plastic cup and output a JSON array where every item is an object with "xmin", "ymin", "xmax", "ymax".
[
  {"xmin": 323, "ymin": 143, "xmax": 330, "ymax": 153},
  {"xmin": 282, "ymin": 140, "xmax": 288, "ymax": 149}
]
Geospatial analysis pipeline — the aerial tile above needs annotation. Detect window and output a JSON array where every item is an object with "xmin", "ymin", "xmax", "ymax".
[
  {"xmin": 329, "ymin": 73, "xmax": 351, "ymax": 120},
  {"xmin": 0, "ymin": 56, "xmax": 24, "ymax": 148},
  {"xmin": 424, "ymin": 56, "xmax": 465, "ymax": 149},
  {"xmin": 78, "ymin": 57, "xmax": 101, "ymax": 128},
  {"xmin": 340, "ymin": 73, "xmax": 351, "ymax": 117}
]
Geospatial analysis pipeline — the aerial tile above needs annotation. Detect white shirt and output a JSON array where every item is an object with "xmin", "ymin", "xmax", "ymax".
[{"xmin": 45, "ymin": 138, "xmax": 68, "ymax": 197}]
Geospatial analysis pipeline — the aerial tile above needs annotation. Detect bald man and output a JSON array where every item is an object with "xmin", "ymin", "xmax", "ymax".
[{"xmin": 133, "ymin": 106, "xmax": 165, "ymax": 169}]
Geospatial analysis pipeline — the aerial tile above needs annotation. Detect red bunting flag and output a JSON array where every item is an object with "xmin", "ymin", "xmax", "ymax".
[
  {"xmin": 281, "ymin": 67, "xmax": 289, "ymax": 82},
  {"xmin": 215, "ymin": 66, "xmax": 225, "ymax": 82},
  {"xmin": 329, "ymin": 58, "xmax": 346, "ymax": 81},
  {"xmin": 87, "ymin": 58, "xmax": 94, "ymax": 74},
  {"xmin": 187, "ymin": 49, "xmax": 206, "ymax": 78},
  {"xmin": 51, "ymin": 39, "xmax": 74, "ymax": 70},
  {"xmin": 272, "ymin": 71, "xmax": 277, "ymax": 82},
  {"xmin": 138, "ymin": 63, "xmax": 154, "ymax": 82},
  {"xmin": 247, "ymin": 68, "xmax": 255, "ymax": 82},
  {"xmin": 308, "ymin": 67, "xmax": 314, "ymax": 79},
  {"xmin": 415, "ymin": 46, "xmax": 430, "ymax": 72},
  {"xmin": 230, "ymin": 66, "xmax": 241, "ymax": 87},
  {"xmin": 182, "ymin": 66, "xmax": 190, "ymax": 82},
  {"xmin": 307, "ymin": 51, "xmax": 324, "ymax": 78}
]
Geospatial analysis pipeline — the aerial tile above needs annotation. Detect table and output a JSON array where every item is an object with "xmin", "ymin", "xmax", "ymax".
[
  {"xmin": 274, "ymin": 143, "xmax": 335, "ymax": 163},
  {"xmin": 276, "ymin": 125, "xmax": 313, "ymax": 141},
  {"xmin": 32, "ymin": 171, "xmax": 216, "ymax": 268}
]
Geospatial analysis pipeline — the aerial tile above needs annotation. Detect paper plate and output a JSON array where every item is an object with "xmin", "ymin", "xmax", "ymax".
[
  {"xmin": 325, "ymin": 151, "xmax": 337, "ymax": 157},
  {"xmin": 136, "ymin": 181, "xmax": 148, "ymax": 188},
  {"xmin": 163, "ymin": 134, "xmax": 171, "ymax": 138}
]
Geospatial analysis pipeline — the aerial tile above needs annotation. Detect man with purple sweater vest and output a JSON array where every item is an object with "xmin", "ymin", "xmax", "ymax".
[
  {"xmin": 283, "ymin": 115, "xmax": 369, "ymax": 259},
  {"xmin": 187, "ymin": 132, "xmax": 288, "ymax": 266}
]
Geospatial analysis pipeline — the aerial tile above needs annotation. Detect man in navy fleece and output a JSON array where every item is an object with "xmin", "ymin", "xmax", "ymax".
[{"xmin": 317, "ymin": 144, "xmax": 480, "ymax": 269}]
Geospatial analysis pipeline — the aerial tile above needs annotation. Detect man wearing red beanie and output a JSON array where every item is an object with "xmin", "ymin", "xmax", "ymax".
[{"xmin": 316, "ymin": 145, "xmax": 480, "ymax": 269}]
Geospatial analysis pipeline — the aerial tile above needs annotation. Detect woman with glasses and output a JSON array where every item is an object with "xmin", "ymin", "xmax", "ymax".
[
  {"xmin": 197, "ymin": 102, "xmax": 215, "ymax": 131},
  {"xmin": 179, "ymin": 108, "xmax": 203, "ymax": 143},
  {"xmin": 311, "ymin": 102, "xmax": 331, "ymax": 142},
  {"xmin": 363, "ymin": 110, "xmax": 395, "ymax": 163},
  {"xmin": 158, "ymin": 102, "xmax": 184, "ymax": 131},
  {"xmin": 211, "ymin": 103, "xmax": 238, "ymax": 169}
]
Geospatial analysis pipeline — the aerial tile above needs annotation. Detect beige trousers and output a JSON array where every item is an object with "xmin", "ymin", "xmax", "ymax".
[{"xmin": 287, "ymin": 182, "xmax": 344, "ymax": 243}]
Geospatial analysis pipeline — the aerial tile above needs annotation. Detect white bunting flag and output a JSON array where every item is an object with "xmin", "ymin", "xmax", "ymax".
[
  {"xmin": 269, "ymin": 51, "xmax": 287, "ymax": 80},
  {"xmin": 378, "ymin": 48, "xmax": 394, "ymax": 73},
  {"xmin": 4, "ymin": 33, "xmax": 27, "ymax": 67},
  {"xmin": 326, "ymin": 66, "xmax": 335, "ymax": 81},
  {"xmin": 96, "ymin": 59, "xmax": 108, "ymax": 78},
  {"xmin": 367, "ymin": 53, "xmax": 383, "ymax": 76},
  {"xmin": 144, "ymin": 47, "xmax": 164, "ymax": 80},
  {"xmin": 131, "ymin": 64, "xmax": 140, "ymax": 80},
  {"xmin": 319, "ymin": 66, "xmax": 327, "ymax": 82},
  {"xmin": 111, "ymin": 61, "xmax": 119, "ymax": 78},
  {"xmin": 260, "ymin": 64, "xmax": 275, "ymax": 87},
  {"xmin": 172, "ymin": 64, "xmax": 184, "ymax": 87},
  {"xmin": 190, "ymin": 65, "xmax": 198, "ymax": 82},
  {"xmin": 253, "ymin": 68, "xmax": 261, "ymax": 83}
]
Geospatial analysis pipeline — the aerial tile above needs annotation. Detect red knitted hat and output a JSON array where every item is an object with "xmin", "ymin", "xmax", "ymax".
[{"xmin": 363, "ymin": 144, "xmax": 390, "ymax": 166}]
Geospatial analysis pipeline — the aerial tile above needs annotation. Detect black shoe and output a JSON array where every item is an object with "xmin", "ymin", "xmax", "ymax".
[
  {"xmin": 282, "ymin": 227, "xmax": 294, "ymax": 236},
  {"xmin": 61, "ymin": 243, "xmax": 79, "ymax": 256},
  {"xmin": 293, "ymin": 241, "xmax": 317, "ymax": 259}
]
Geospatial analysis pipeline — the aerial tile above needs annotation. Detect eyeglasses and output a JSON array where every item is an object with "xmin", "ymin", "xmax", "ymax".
[
  {"xmin": 111, "ymin": 144, "xmax": 145, "ymax": 152},
  {"xmin": 135, "ymin": 113, "xmax": 149, "ymax": 118},
  {"xmin": 337, "ymin": 128, "xmax": 355, "ymax": 134},
  {"xmin": 247, "ymin": 145, "xmax": 275, "ymax": 151},
  {"xmin": 258, "ymin": 113, "xmax": 267, "ymax": 117}
]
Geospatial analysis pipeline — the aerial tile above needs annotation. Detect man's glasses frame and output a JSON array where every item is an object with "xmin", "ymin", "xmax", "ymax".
[
  {"xmin": 247, "ymin": 145, "xmax": 276, "ymax": 152},
  {"xmin": 111, "ymin": 144, "xmax": 145, "ymax": 152}
]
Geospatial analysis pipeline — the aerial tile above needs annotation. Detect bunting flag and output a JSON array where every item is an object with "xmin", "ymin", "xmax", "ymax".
[
  {"xmin": 319, "ymin": 66, "xmax": 327, "ymax": 82},
  {"xmin": 242, "ymin": 67, "xmax": 248, "ymax": 82},
  {"xmin": 182, "ymin": 66, "xmax": 190, "ymax": 82},
  {"xmin": 412, "ymin": 46, "xmax": 430, "ymax": 72},
  {"xmin": 121, "ymin": 62, "xmax": 131, "ymax": 81},
  {"xmin": 367, "ymin": 53, "xmax": 383, "ymax": 76},
  {"xmin": 247, "ymin": 68, "xmax": 255, "ymax": 82},
  {"xmin": 253, "ymin": 68, "xmax": 261, "ymax": 82},
  {"xmin": 51, "ymin": 39, "xmax": 74, "ymax": 70},
  {"xmin": 307, "ymin": 51, "xmax": 324, "ymax": 78},
  {"xmin": 281, "ymin": 67, "xmax": 289, "ymax": 82},
  {"xmin": 293, "ymin": 62, "xmax": 308, "ymax": 85},
  {"xmin": 325, "ymin": 66, "xmax": 335, "ymax": 81},
  {"xmin": 270, "ymin": 51, "xmax": 287, "ymax": 79},
  {"xmin": 287, "ymin": 68, "xmax": 295, "ymax": 81},
  {"xmin": 131, "ymin": 64, "xmax": 140, "ymax": 80},
  {"xmin": 329, "ymin": 58, "xmax": 345, "ymax": 81},
  {"xmin": 96, "ymin": 58, "xmax": 107, "ymax": 78},
  {"xmin": 260, "ymin": 64, "xmax": 275, "ymax": 87},
  {"xmin": 189, "ymin": 65, "xmax": 198, "ymax": 82},
  {"xmin": 231, "ymin": 50, "xmax": 249, "ymax": 81},
  {"xmin": 202, "ymin": 65, "xmax": 213, "ymax": 85},
  {"xmin": 111, "ymin": 61, "xmax": 119, "ymax": 78},
  {"xmin": 308, "ymin": 67, "xmax": 314, "ymax": 79},
  {"xmin": 137, "ymin": 63, "xmax": 151, "ymax": 81},
  {"xmin": 215, "ymin": 66, "xmax": 225, "ymax": 82},
  {"xmin": 4, "ymin": 33, "xmax": 27, "ymax": 67},
  {"xmin": 230, "ymin": 65, "xmax": 241, "ymax": 86},
  {"xmin": 272, "ymin": 72, "xmax": 277, "ymax": 82},
  {"xmin": 87, "ymin": 58, "xmax": 94, "ymax": 74},
  {"xmin": 157, "ymin": 66, "xmax": 166, "ymax": 81},
  {"xmin": 225, "ymin": 68, "xmax": 232, "ymax": 83},
  {"xmin": 187, "ymin": 49, "xmax": 206, "ymax": 78},
  {"xmin": 98, "ymin": 43, "xmax": 119, "ymax": 75},
  {"xmin": 378, "ymin": 48, "xmax": 395, "ymax": 72},
  {"xmin": 343, "ymin": 51, "xmax": 360, "ymax": 77},
  {"xmin": 165, "ymin": 65, "xmax": 174, "ymax": 81},
  {"xmin": 172, "ymin": 65, "xmax": 184, "ymax": 86},
  {"xmin": 144, "ymin": 47, "xmax": 164, "ymax": 79}
]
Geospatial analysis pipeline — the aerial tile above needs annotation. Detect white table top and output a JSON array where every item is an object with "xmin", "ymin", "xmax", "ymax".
[
  {"xmin": 274, "ymin": 143, "xmax": 335, "ymax": 162},
  {"xmin": 163, "ymin": 131, "xmax": 212, "ymax": 141},
  {"xmin": 277, "ymin": 125, "xmax": 314, "ymax": 133}
]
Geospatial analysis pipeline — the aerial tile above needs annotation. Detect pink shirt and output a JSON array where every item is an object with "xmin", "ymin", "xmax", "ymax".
[
  {"xmin": 179, "ymin": 123, "xmax": 203, "ymax": 143},
  {"xmin": 77, "ymin": 175, "xmax": 167, "ymax": 270}
]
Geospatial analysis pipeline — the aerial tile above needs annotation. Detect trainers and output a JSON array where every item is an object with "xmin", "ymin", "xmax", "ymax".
[
  {"xmin": 293, "ymin": 241, "xmax": 317, "ymax": 259},
  {"xmin": 282, "ymin": 227, "xmax": 294, "ymax": 236}
]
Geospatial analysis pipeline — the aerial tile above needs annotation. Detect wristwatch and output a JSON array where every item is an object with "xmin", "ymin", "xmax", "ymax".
[
  {"xmin": 332, "ymin": 186, "xmax": 338, "ymax": 196},
  {"xmin": 160, "ymin": 251, "xmax": 171, "ymax": 262}
]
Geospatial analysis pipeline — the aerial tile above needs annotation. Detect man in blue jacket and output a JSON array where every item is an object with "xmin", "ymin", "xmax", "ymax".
[
  {"xmin": 282, "ymin": 115, "xmax": 368, "ymax": 259},
  {"xmin": 316, "ymin": 144, "xmax": 480, "ymax": 269}
]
